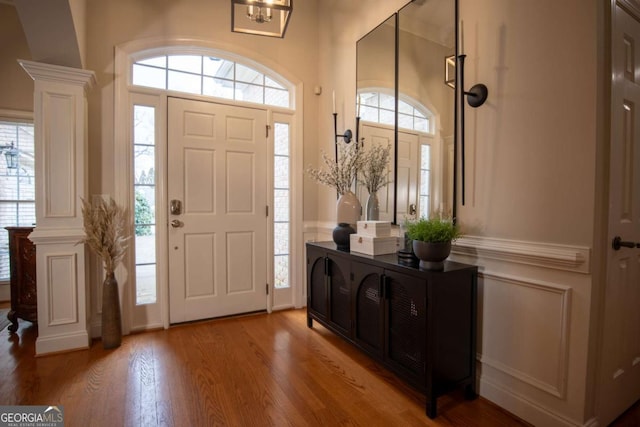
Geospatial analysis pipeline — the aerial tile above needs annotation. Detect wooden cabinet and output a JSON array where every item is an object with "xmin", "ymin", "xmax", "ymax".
[
  {"xmin": 5, "ymin": 227, "xmax": 37, "ymax": 332},
  {"xmin": 307, "ymin": 241, "xmax": 477, "ymax": 418}
]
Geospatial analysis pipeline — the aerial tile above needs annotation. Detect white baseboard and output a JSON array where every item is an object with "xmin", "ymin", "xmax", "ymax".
[
  {"xmin": 480, "ymin": 369, "xmax": 591, "ymax": 427},
  {"xmin": 35, "ymin": 331, "xmax": 90, "ymax": 355}
]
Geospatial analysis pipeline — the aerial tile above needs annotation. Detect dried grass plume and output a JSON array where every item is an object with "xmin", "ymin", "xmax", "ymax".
[{"xmin": 80, "ymin": 197, "xmax": 130, "ymax": 275}]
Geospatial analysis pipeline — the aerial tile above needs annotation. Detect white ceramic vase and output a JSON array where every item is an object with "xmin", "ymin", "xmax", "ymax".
[{"xmin": 336, "ymin": 190, "xmax": 361, "ymax": 226}]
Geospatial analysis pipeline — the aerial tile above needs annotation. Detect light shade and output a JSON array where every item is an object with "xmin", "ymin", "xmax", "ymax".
[{"xmin": 231, "ymin": 0, "xmax": 293, "ymax": 38}]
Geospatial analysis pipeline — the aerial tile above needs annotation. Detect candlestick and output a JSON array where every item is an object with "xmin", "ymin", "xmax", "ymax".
[{"xmin": 332, "ymin": 90, "xmax": 336, "ymax": 114}]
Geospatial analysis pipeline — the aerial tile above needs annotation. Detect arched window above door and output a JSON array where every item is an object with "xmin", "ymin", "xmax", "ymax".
[
  {"xmin": 132, "ymin": 53, "xmax": 292, "ymax": 108},
  {"xmin": 357, "ymin": 89, "xmax": 434, "ymax": 134}
]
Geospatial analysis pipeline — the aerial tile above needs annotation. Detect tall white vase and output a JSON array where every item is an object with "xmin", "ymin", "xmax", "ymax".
[{"xmin": 336, "ymin": 190, "xmax": 361, "ymax": 226}]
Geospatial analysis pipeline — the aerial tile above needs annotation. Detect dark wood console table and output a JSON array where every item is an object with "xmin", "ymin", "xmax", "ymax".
[
  {"xmin": 306, "ymin": 241, "xmax": 477, "ymax": 418},
  {"xmin": 5, "ymin": 226, "xmax": 37, "ymax": 332}
]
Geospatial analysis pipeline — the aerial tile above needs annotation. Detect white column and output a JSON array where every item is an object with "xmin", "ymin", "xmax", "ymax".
[{"xmin": 19, "ymin": 60, "xmax": 96, "ymax": 355}]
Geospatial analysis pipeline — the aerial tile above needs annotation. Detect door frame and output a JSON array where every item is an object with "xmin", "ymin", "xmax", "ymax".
[{"xmin": 113, "ymin": 38, "xmax": 304, "ymax": 333}]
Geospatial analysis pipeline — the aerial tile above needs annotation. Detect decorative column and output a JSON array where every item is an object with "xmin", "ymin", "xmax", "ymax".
[{"xmin": 19, "ymin": 60, "xmax": 95, "ymax": 355}]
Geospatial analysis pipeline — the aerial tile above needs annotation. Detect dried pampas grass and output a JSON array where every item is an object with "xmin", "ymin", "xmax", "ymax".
[{"xmin": 80, "ymin": 197, "xmax": 130, "ymax": 275}]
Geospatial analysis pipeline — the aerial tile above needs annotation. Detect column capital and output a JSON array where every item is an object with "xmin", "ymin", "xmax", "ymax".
[{"xmin": 18, "ymin": 59, "xmax": 96, "ymax": 91}]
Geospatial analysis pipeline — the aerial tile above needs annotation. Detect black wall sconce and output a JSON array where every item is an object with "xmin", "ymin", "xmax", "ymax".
[{"xmin": 457, "ymin": 54, "xmax": 488, "ymax": 205}]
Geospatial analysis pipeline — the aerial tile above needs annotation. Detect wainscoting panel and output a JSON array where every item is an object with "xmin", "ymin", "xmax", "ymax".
[
  {"xmin": 46, "ymin": 253, "xmax": 78, "ymax": 326},
  {"xmin": 479, "ymin": 272, "xmax": 571, "ymax": 398}
]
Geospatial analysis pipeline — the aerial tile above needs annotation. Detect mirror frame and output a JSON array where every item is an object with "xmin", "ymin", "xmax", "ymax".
[{"xmin": 355, "ymin": 0, "xmax": 459, "ymax": 225}]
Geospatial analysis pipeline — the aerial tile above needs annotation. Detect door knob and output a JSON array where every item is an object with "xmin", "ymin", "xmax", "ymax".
[
  {"xmin": 612, "ymin": 236, "xmax": 639, "ymax": 250},
  {"xmin": 171, "ymin": 219, "xmax": 183, "ymax": 228}
]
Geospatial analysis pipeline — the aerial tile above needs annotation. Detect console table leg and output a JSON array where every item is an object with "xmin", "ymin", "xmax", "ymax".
[
  {"xmin": 307, "ymin": 316, "xmax": 313, "ymax": 328},
  {"xmin": 7, "ymin": 310, "xmax": 18, "ymax": 333},
  {"xmin": 464, "ymin": 383, "xmax": 477, "ymax": 400},
  {"xmin": 426, "ymin": 396, "xmax": 437, "ymax": 419}
]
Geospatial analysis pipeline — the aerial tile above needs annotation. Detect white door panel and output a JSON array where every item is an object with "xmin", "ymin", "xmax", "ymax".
[
  {"xmin": 168, "ymin": 97, "xmax": 267, "ymax": 323},
  {"xmin": 598, "ymin": 5, "xmax": 640, "ymax": 425}
]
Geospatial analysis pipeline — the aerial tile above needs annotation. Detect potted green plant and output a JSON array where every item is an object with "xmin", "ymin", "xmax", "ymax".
[{"xmin": 404, "ymin": 216, "xmax": 461, "ymax": 270}]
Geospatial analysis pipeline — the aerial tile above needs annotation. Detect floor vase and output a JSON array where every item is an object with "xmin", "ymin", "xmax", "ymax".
[{"xmin": 101, "ymin": 272, "xmax": 122, "ymax": 349}]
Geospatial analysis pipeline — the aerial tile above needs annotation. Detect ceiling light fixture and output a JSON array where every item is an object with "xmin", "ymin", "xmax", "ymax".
[{"xmin": 231, "ymin": 0, "xmax": 293, "ymax": 38}]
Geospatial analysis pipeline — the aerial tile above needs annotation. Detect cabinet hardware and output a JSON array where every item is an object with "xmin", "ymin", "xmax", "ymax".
[{"xmin": 612, "ymin": 236, "xmax": 639, "ymax": 250}]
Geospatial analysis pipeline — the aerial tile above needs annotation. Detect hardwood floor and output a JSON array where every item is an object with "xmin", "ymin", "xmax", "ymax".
[{"xmin": 0, "ymin": 309, "xmax": 533, "ymax": 426}]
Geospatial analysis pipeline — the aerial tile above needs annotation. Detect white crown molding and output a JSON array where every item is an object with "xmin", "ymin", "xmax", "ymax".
[
  {"xmin": 452, "ymin": 235, "xmax": 591, "ymax": 274},
  {"xmin": 29, "ymin": 227, "xmax": 84, "ymax": 245},
  {"xmin": 18, "ymin": 59, "xmax": 96, "ymax": 90}
]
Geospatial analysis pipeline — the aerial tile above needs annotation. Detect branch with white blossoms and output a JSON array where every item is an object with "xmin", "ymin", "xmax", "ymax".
[
  {"xmin": 359, "ymin": 143, "xmax": 392, "ymax": 193},
  {"xmin": 306, "ymin": 141, "xmax": 365, "ymax": 195},
  {"xmin": 79, "ymin": 197, "xmax": 130, "ymax": 275}
]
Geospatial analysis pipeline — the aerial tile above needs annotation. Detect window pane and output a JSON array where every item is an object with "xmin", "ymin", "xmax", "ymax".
[
  {"xmin": 265, "ymin": 88, "xmax": 289, "ymax": 108},
  {"xmin": 360, "ymin": 105, "xmax": 378, "ymax": 122},
  {"xmin": 274, "ymin": 156, "xmax": 289, "ymax": 189},
  {"xmin": 274, "ymin": 123, "xmax": 290, "ymax": 155},
  {"xmin": 134, "ymin": 146, "xmax": 155, "ymax": 182},
  {"xmin": 379, "ymin": 93, "xmax": 395, "ymax": 110},
  {"xmin": 421, "ymin": 170, "xmax": 430, "ymax": 196},
  {"xmin": 379, "ymin": 108, "xmax": 395, "ymax": 126},
  {"xmin": 134, "ymin": 106, "xmax": 156, "ymax": 145},
  {"xmin": 421, "ymin": 145, "xmax": 431, "ymax": 169},
  {"xmin": 265, "ymin": 76, "xmax": 285, "ymax": 89},
  {"xmin": 274, "ymin": 222, "xmax": 289, "ymax": 254},
  {"xmin": 360, "ymin": 92, "xmax": 378, "ymax": 107},
  {"xmin": 168, "ymin": 55, "xmax": 202, "ymax": 74},
  {"xmin": 0, "ymin": 121, "xmax": 34, "ymax": 281},
  {"xmin": 236, "ymin": 63, "xmax": 264, "ymax": 85},
  {"xmin": 132, "ymin": 64, "xmax": 166, "ymax": 89},
  {"xmin": 134, "ymin": 188, "xmax": 156, "ymax": 225},
  {"xmin": 235, "ymin": 82, "xmax": 264, "ymax": 103},
  {"xmin": 135, "ymin": 230, "xmax": 156, "ymax": 264},
  {"xmin": 203, "ymin": 57, "xmax": 234, "ymax": 77},
  {"xmin": 274, "ymin": 255, "xmax": 289, "ymax": 289},
  {"xmin": 203, "ymin": 76, "xmax": 234, "ymax": 99},
  {"xmin": 138, "ymin": 56, "xmax": 166, "ymax": 68},
  {"xmin": 398, "ymin": 100, "xmax": 413, "ymax": 115},
  {"xmin": 274, "ymin": 189, "xmax": 289, "ymax": 222},
  {"xmin": 136, "ymin": 264, "xmax": 157, "ymax": 305},
  {"xmin": 415, "ymin": 117, "xmax": 429, "ymax": 133},
  {"xmin": 168, "ymin": 70, "xmax": 201, "ymax": 95},
  {"xmin": 420, "ymin": 196, "xmax": 430, "ymax": 219},
  {"xmin": 203, "ymin": 57, "xmax": 235, "ymax": 80},
  {"xmin": 398, "ymin": 113, "xmax": 413, "ymax": 130}
]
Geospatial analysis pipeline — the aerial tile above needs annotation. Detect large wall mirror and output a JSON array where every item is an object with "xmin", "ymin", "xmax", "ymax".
[{"xmin": 356, "ymin": 0, "xmax": 456, "ymax": 224}]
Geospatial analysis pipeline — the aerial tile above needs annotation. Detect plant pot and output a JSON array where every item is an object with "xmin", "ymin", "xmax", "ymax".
[
  {"xmin": 412, "ymin": 240, "xmax": 451, "ymax": 270},
  {"xmin": 333, "ymin": 222, "xmax": 356, "ymax": 251},
  {"xmin": 101, "ymin": 272, "xmax": 122, "ymax": 349}
]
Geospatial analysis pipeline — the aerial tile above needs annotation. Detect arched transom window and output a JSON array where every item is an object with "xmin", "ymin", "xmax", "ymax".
[
  {"xmin": 132, "ymin": 54, "xmax": 291, "ymax": 108},
  {"xmin": 357, "ymin": 89, "xmax": 434, "ymax": 134}
]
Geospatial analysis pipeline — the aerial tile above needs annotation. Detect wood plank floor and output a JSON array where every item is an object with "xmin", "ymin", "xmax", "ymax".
[{"xmin": 0, "ymin": 307, "xmax": 633, "ymax": 426}]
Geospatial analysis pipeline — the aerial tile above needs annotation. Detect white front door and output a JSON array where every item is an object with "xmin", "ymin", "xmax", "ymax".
[
  {"xmin": 598, "ymin": 4, "xmax": 640, "ymax": 424},
  {"xmin": 167, "ymin": 97, "xmax": 268, "ymax": 323}
]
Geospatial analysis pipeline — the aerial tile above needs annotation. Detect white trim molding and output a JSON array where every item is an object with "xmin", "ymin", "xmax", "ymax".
[{"xmin": 452, "ymin": 235, "xmax": 591, "ymax": 274}]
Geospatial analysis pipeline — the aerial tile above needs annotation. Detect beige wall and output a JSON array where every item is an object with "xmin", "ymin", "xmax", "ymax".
[
  {"xmin": 458, "ymin": 0, "xmax": 598, "ymax": 246},
  {"xmin": 0, "ymin": 4, "xmax": 33, "ymax": 113}
]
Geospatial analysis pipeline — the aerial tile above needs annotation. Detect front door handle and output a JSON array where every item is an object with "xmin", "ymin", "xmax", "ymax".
[
  {"xmin": 171, "ymin": 219, "xmax": 183, "ymax": 228},
  {"xmin": 612, "ymin": 236, "xmax": 639, "ymax": 250}
]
